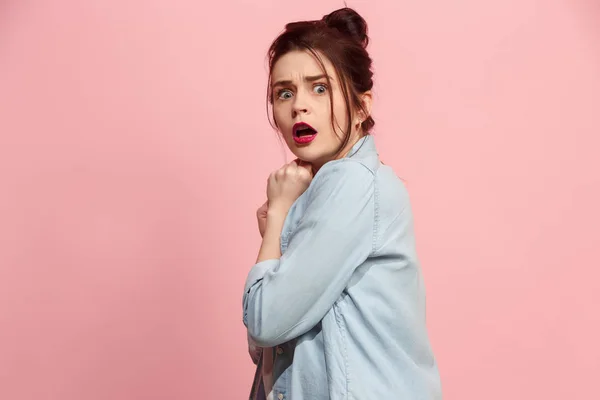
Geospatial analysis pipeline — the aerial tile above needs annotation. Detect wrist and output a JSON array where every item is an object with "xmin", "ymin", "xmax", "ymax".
[
  {"xmin": 266, "ymin": 204, "xmax": 290, "ymax": 221},
  {"xmin": 257, "ymin": 215, "xmax": 284, "ymax": 263},
  {"xmin": 265, "ymin": 211, "xmax": 286, "ymax": 234}
]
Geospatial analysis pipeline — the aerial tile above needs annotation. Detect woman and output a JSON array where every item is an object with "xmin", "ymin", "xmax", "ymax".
[{"xmin": 243, "ymin": 7, "xmax": 442, "ymax": 400}]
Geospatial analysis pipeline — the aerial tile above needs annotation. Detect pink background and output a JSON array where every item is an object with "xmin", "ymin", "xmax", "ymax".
[{"xmin": 1, "ymin": 0, "xmax": 599, "ymax": 399}]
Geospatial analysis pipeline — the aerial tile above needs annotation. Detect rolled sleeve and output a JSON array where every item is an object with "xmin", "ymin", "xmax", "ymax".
[
  {"xmin": 242, "ymin": 160, "xmax": 375, "ymax": 347},
  {"xmin": 243, "ymin": 259, "xmax": 279, "ymax": 327}
]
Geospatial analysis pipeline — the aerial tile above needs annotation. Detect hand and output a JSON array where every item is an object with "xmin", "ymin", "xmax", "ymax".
[
  {"xmin": 247, "ymin": 332, "xmax": 262, "ymax": 365},
  {"xmin": 267, "ymin": 159, "xmax": 313, "ymax": 215},
  {"xmin": 256, "ymin": 199, "xmax": 268, "ymax": 238}
]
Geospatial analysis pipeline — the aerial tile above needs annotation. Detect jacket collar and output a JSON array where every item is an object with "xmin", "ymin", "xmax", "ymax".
[{"xmin": 344, "ymin": 134, "xmax": 380, "ymax": 172}]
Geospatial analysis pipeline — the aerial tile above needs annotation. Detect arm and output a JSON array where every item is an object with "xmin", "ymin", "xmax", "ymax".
[
  {"xmin": 255, "ymin": 209, "xmax": 286, "ymax": 264},
  {"xmin": 242, "ymin": 161, "xmax": 375, "ymax": 347}
]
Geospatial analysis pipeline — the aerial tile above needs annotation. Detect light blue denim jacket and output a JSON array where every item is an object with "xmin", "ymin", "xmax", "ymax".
[{"xmin": 243, "ymin": 135, "xmax": 442, "ymax": 399}]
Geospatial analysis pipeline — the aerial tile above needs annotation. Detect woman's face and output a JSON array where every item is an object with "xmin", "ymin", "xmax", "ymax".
[{"xmin": 270, "ymin": 50, "xmax": 371, "ymax": 170}]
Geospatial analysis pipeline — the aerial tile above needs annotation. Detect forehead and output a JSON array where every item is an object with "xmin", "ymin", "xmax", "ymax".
[{"xmin": 271, "ymin": 50, "xmax": 336, "ymax": 82}]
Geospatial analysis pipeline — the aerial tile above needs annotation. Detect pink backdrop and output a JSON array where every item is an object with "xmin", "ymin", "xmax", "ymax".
[{"xmin": 1, "ymin": 0, "xmax": 599, "ymax": 399}]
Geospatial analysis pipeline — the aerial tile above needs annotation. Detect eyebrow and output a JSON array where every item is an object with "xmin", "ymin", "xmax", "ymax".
[{"xmin": 272, "ymin": 74, "xmax": 333, "ymax": 88}]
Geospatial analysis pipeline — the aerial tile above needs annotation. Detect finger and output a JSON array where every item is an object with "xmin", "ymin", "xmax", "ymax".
[
  {"xmin": 295, "ymin": 158, "xmax": 311, "ymax": 167},
  {"xmin": 294, "ymin": 158, "xmax": 312, "ymax": 169},
  {"xmin": 284, "ymin": 162, "xmax": 298, "ymax": 175},
  {"xmin": 297, "ymin": 161, "xmax": 313, "ymax": 176}
]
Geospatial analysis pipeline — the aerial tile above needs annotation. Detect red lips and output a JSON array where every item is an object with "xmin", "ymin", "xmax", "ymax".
[{"xmin": 292, "ymin": 122, "xmax": 318, "ymax": 144}]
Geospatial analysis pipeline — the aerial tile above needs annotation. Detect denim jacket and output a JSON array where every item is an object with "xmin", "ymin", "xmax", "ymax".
[{"xmin": 243, "ymin": 135, "xmax": 442, "ymax": 399}]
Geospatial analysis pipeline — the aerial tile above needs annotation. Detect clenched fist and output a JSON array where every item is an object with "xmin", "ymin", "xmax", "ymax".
[{"xmin": 267, "ymin": 159, "xmax": 313, "ymax": 215}]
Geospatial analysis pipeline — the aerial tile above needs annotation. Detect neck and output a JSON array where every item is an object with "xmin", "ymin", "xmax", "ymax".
[{"xmin": 311, "ymin": 132, "xmax": 366, "ymax": 174}]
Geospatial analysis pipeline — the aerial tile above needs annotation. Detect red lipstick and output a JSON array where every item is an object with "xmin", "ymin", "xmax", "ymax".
[{"xmin": 292, "ymin": 122, "xmax": 318, "ymax": 144}]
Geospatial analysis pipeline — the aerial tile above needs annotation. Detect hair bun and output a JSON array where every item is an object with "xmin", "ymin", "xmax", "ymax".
[{"xmin": 322, "ymin": 7, "xmax": 369, "ymax": 48}]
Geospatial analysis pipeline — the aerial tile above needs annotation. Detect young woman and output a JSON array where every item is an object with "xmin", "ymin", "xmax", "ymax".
[{"xmin": 243, "ymin": 7, "xmax": 442, "ymax": 400}]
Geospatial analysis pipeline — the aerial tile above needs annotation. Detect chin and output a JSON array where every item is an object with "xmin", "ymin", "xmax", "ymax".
[
  {"xmin": 291, "ymin": 151, "xmax": 316, "ymax": 164},
  {"xmin": 291, "ymin": 148, "xmax": 330, "ymax": 167},
  {"xmin": 284, "ymin": 135, "xmax": 336, "ymax": 164}
]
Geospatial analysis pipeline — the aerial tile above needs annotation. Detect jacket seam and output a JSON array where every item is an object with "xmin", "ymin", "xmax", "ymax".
[{"xmin": 372, "ymin": 174, "xmax": 379, "ymax": 256}]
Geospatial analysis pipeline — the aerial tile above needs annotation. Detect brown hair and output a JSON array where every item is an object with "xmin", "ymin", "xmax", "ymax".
[{"xmin": 265, "ymin": 7, "xmax": 375, "ymax": 157}]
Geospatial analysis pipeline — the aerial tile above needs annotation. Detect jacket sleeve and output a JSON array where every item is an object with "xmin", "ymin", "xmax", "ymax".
[{"xmin": 242, "ymin": 160, "xmax": 375, "ymax": 347}]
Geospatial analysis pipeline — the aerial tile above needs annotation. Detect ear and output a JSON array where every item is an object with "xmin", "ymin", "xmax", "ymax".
[{"xmin": 358, "ymin": 90, "xmax": 373, "ymax": 121}]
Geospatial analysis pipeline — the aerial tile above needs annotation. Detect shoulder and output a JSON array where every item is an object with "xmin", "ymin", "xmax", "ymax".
[
  {"xmin": 301, "ymin": 159, "xmax": 377, "ymax": 225},
  {"xmin": 308, "ymin": 158, "xmax": 375, "ymax": 194},
  {"xmin": 314, "ymin": 158, "xmax": 375, "ymax": 181}
]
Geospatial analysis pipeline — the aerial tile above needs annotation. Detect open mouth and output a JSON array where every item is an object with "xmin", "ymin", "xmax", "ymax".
[{"xmin": 293, "ymin": 122, "xmax": 318, "ymax": 143}]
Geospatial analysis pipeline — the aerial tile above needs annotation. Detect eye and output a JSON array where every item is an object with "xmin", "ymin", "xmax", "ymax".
[
  {"xmin": 276, "ymin": 89, "xmax": 293, "ymax": 100},
  {"xmin": 313, "ymin": 83, "xmax": 328, "ymax": 94}
]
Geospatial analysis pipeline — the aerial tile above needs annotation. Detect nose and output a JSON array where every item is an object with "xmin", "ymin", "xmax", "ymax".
[
  {"xmin": 291, "ymin": 91, "xmax": 310, "ymax": 118},
  {"xmin": 292, "ymin": 107, "xmax": 308, "ymax": 118}
]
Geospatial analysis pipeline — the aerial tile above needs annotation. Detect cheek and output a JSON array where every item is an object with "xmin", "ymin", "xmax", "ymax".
[
  {"xmin": 273, "ymin": 105, "xmax": 287, "ymax": 123},
  {"xmin": 272, "ymin": 106, "xmax": 293, "ymax": 138},
  {"xmin": 331, "ymin": 98, "xmax": 350, "ymax": 131},
  {"xmin": 272, "ymin": 107, "xmax": 283, "ymax": 128},
  {"xmin": 330, "ymin": 90, "xmax": 345, "ymax": 114}
]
